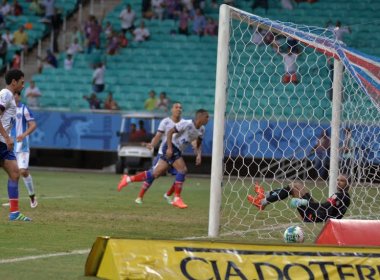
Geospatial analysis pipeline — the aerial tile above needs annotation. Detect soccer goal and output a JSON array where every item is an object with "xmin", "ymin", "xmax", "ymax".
[{"xmin": 209, "ymin": 4, "xmax": 380, "ymax": 242}]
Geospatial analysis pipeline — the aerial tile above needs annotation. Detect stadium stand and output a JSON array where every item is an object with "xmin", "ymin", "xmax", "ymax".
[
  {"xmin": 29, "ymin": 0, "xmax": 379, "ymax": 119},
  {"xmin": 1, "ymin": 0, "xmax": 78, "ymax": 69}
]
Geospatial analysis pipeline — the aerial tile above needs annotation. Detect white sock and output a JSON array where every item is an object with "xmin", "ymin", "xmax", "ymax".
[{"xmin": 23, "ymin": 175, "xmax": 35, "ymax": 196}]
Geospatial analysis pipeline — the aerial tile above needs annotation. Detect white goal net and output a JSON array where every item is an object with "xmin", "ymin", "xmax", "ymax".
[{"xmin": 209, "ymin": 5, "xmax": 380, "ymax": 242}]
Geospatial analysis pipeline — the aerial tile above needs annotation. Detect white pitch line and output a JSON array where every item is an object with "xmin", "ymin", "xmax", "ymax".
[{"xmin": 0, "ymin": 249, "xmax": 90, "ymax": 264}]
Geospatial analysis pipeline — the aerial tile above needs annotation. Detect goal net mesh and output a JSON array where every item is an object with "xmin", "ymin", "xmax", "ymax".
[{"xmin": 219, "ymin": 7, "xmax": 380, "ymax": 242}]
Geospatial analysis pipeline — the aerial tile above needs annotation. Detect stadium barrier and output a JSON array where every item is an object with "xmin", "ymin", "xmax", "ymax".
[
  {"xmin": 316, "ymin": 219, "xmax": 380, "ymax": 246},
  {"xmin": 85, "ymin": 237, "xmax": 380, "ymax": 279}
]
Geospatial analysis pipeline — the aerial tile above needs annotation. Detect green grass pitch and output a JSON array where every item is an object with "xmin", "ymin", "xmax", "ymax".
[{"xmin": 0, "ymin": 170, "xmax": 211, "ymax": 279}]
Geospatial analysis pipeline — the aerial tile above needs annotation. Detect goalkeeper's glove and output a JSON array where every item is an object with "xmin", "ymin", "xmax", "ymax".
[{"xmin": 290, "ymin": 198, "xmax": 308, "ymax": 208}]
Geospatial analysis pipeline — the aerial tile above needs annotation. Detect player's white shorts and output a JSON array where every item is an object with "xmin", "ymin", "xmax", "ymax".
[{"xmin": 16, "ymin": 152, "xmax": 30, "ymax": 170}]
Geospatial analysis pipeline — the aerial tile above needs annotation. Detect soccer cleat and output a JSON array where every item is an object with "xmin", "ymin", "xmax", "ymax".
[
  {"xmin": 135, "ymin": 197, "xmax": 143, "ymax": 205},
  {"xmin": 117, "ymin": 175, "xmax": 130, "ymax": 191},
  {"xmin": 163, "ymin": 193, "xmax": 172, "ymax": 205},
  {"xmin": 172, "ymin": 197, "xmax": 188, "ymax": 209},
  {"xmin": 30, "ymin": 197, "xmax": 38, "ymax": 208},
  {"xmin": 9, "ymin": 212, "xmax": 31, "ymax": 221},
  {"xmin": 247, "ymin": 194, "xmax": 266, "ymax": 210}
]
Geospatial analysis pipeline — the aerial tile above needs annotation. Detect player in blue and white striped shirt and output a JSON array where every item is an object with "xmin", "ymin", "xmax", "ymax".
[{"xmin": 11, "ymin": 91, "xmax": 37, "ymax": 208}]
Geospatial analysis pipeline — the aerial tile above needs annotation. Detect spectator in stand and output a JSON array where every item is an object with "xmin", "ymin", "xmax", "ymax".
[
  {"xmin": 64, "ymin": 53, "xmax": 74, "ymax": 70},
  {"xmin": 327, "ymin": 20, "xmax": 351, "ymax": 43},
  {"xmin": 181, "ymin": 0, "xmax": 193, "ymax": 12},
  {"xmin": 13, "ymin": 0, "xmax": 23, "ymax": 16},
  {"xmin": 11, "ymin": 50, "xmax": 21, "ymax": 69},
  {"xmin": 192, "ymin": 8, "xmax": 206, "ymax": 36},
  {"xmin": 152, "ymin": 0, "xmax": 165, "ymax": 20},
  {"xmin": 41, "ymin": 0, "xmax": 55, "ymax": 21},
  {"xmin": 281, "ymin": 0, "xmax": 294, "ymax": 10},
  {"xmin": 142, "ymin": 0, "xmax": 153, "ymax": 19},
  {"xmin": 156, "ymin": 91, "xmax": 169, "ymax": 112},
  {"xmin": 103, "ymin": 92, "xmax": 119, "ymax": 110},
  {"xmin": 144, "ymin": 90, "xmax": 157, "ymax": 111},
  {"xmin": 165, "ymin": 0, "xmax": 181, "ymax": 20},
  {"xmin": 133, "ymin": 21, "xmax": 150, "ymax": 42},
  {"xmin": 2, "ymin": 28, "xmax": 13, "ymax": 46},
  {"xmin": 178, "ymin": 7, "xmax": 190, "ymax": 35},
  {"xmin": 0, "ymin": 34, "xmax": 7, "ymax": 64},
  {"xmin": 0, "ymin": 10, "xmax": 5, "ymax": 30},
  {"xmin": 13, "ymin": 25, "xmax": 28, "ymax": 51},
  {"xmin": 69, "ymin": 26, "xmax": 84, "ymax": 50},
  {"xmin": 273, "ymin": 40, "xmax": 300, "ymax": 84},
  {"xmin": 119, "ymin": 4, "xmax": 136, "ymax": 34},
  {"xmin": 1, "ymin": 0, "xmax": 12, "ymax": 16},
  {"xmin": 83, "ymin": 93, "xmax": 101, "ymax": 109},
  {"xmin": 204, "ymin": 17, "xmax": 218, "ymax": 36},
  {"xmin": 29, "ymin": 0, "xmax": 44, "ymax": 16},
  {"xmin": 86, "ymin": 16, "xmax": 102, "ymax": 53},
  {"xmin": 25, "ymin": 80, "xmax": 42, "ymax": 108},
  {"xmin": 37, "ymin": 49, "xmax": 58, "ymax": 73},
  {"xmin": 251, "ymin": 0, "xmax": 268, "ymax": 14},
  {"xmin": 104, "ymin": 21, "xmax": 113, "ymax": 39},
  {"xmin": 92, "ymin": 62, "xmax": 105, "ymax": 93},
  {"xmin": 50, "ymin": 8, "xmax": 62, "ymax": 53},
  {"xmin": 106, "ymin": 31, "xmax": 119, "ymax": 55},
  {"xmin": 67, "ymin": 37, "xmax": 83, "ymax": 55},
  {"xmin": 118, "ymin": 31, "xmax": 128, "ymax": 48},
  {"xmin": 251, "ymin": 26, "xmax": 265, "ymax": 45}
]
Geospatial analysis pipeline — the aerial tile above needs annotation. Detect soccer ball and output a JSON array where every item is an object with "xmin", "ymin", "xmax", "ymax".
[{"xmin": 283, "ymin": 225, "xmax": 304, "ymax": 243}]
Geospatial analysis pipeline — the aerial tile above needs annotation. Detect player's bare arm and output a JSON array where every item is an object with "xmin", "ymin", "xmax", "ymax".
[
  {"xmin": 144, "ymin": 131, "xmax": 163, "ymax": 150},
  {"xmin": 195, "ymin": 137, "xmax": 202, "ymax": 166},
  {"xmin": 16, "ymin": 120, "xmax": 37, "ymax": 142},
  {"xmin": 0, "ymin": 107, "xmax": 13, "ymax": 150}
]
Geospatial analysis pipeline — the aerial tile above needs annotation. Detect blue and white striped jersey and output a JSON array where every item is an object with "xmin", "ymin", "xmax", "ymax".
[{"xmin": 11, "ymin": 102, "xmax": 34, "ymax": 153}]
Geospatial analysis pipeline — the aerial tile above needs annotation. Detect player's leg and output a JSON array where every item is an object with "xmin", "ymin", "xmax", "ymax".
[
  {"xmin": 135, "ymin": 159, "xmax": 169, "ymax": 204},
  {"xmin": 2, "ymin": 155, "xmax": 31, "ymax": 221},
  {"xmin": 248, "ymin": 181, "xmax": 307, "ymax": 210},
  {"xmin": 17, "ymin": 152, "xmax": 37, "ymax": 208},
  {"xmin": 170, "ymin": 157, "xmax": 188, "ymax": 209}
]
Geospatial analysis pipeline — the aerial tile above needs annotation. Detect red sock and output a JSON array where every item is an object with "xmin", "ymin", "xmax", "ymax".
[
  {"xmin": 138, "ymin": 182, "xmax": 150, "ymax": 198},
  {"xmin": 9, "ymin": 199, "xmax": 18, "ymax": 212},
  {"xmin": 131, "ymin": 171, "xmax": 147, "ymax": 182},
  {"xmin": 166, "ymin": 183, "xmax": 175, "ymax": 196},
  {"xmin": 174, "ymin": 181, "xmax": 183, "ymax": 197}
]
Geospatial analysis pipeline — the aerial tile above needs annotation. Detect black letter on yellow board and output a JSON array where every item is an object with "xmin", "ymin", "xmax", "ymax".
[
  {"xmin": 180, "ymin": 257, "xmax": 212, "ymax": 280},
  {"xmin": 356, "ymin": 265, "xmax": 376, "ymax": 280},
  {"xmin": 225, "ymin": 261, "xmax": 248, "ymax": 280},
  {"xmin": 254, "ymin": 262, "xmax": 283, "ymax": 280},
  {"xmin": 309, "ymin": 261, "xmax": 335, "ymax": 280},
  {"xmin": 210, "ymin": 260, "xmax": 222, "ymax": 280},
  {"xmin": 336, "ymin": 264, "xmax": 355, "ymax": 279}
]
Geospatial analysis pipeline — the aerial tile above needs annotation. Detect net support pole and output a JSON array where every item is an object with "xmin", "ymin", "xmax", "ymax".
[
  {"xmin": 208, "ymin": 4, "xmax": 230, "ymax": 237},
  {"xmin": 329, "ymin": 59, "xmax": 344, "ymax": 196}
]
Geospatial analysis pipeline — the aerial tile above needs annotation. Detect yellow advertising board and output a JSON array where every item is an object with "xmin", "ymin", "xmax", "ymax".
[{"xmin": 85, "ymin": 237, "xmax": 380, "ymax": 280}]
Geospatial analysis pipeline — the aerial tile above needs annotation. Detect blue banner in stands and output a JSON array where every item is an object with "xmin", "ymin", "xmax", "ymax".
[{"xmin": 29, "ymin": 110, "xmax": 380, "ymax": 164}]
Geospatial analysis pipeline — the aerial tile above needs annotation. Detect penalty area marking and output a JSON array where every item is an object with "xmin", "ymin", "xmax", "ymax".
[{"xmin": 0, "ymin": 249, "xmax": 90, "ymax": 264}]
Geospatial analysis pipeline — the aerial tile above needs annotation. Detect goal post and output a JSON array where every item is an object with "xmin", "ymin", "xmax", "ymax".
[
  {"xmin": 208, "ymin": 4, "xmax": 230, "ymax": 238},
  {"xmin": 208, "ymin": 4, "xmax": 380, "ymax": 240}
]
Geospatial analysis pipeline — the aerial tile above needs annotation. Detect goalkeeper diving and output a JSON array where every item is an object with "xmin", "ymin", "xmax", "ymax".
[{"xmin": 247, "ymin": 174, "xmax": 351, "ymax": 222}]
